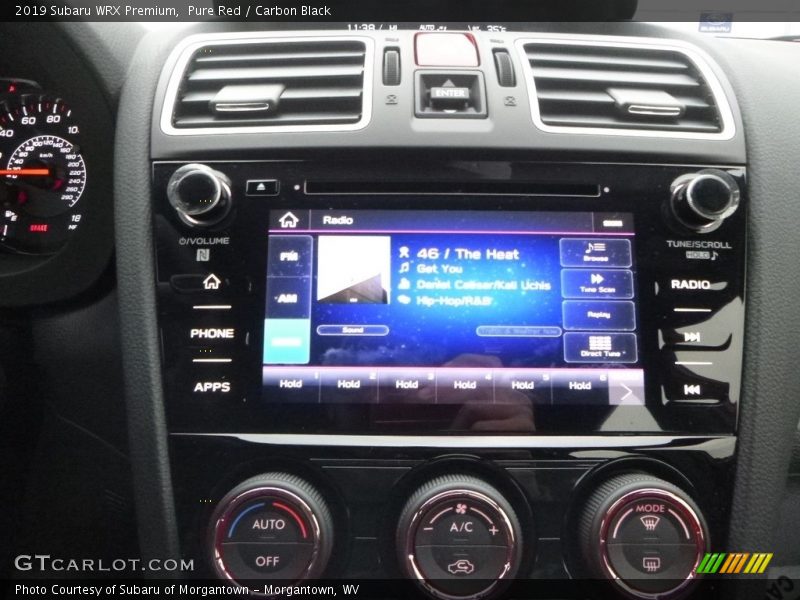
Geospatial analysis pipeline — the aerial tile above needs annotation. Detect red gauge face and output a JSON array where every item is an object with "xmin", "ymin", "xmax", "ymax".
[{"xmin": 0, "ymin": 92, "xmax": 86, "ymax": 254}]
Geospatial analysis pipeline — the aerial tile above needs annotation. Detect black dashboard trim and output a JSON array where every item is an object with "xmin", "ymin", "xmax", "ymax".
[
  {"xmin": 114, "ymin": 31, "xmax": 182, "ymax": 564},
  {"xmin": 111, "ymin": 21, "xmax": 800, "ymax": 592},
  {"xmin": 706, "ymin": 35, "xmax": 800, "ymax": 572}
]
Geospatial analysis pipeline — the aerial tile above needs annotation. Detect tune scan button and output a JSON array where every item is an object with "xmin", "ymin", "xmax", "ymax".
[
  {"xmin": 210, "ymin": 473, "xmax": 333, "ymax": 588},
  {"xmin": 397, "ymin": 475, "xmax": 524, "ymax": 600}
]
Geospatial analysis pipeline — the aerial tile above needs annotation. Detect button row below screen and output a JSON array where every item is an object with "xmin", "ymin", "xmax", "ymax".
[{"xmin": 260, "ymin": 367, "xmax": 645, "ymax": 405}]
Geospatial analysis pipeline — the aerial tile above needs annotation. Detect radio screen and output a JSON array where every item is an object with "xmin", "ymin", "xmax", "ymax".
[{"xmin": 262, "ymin": 209, "xmax": 644, "ymax": 406}]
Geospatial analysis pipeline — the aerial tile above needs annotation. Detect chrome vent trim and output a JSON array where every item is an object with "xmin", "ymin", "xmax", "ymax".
[
  {"xmin": 515, "ymin": 35, "xmax": 735, "ymax": 140},
  {"xmin": 160, "ymin": 33, "xmax": 374, "ymax": 136}
]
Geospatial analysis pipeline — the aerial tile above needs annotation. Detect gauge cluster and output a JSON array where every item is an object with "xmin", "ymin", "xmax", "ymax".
[
  {"xmin": 0, "ymin": 26, "xmax": 113, "ymax": 308},
  {"xmin": 0, "ymin": 79, "xmax": 87, "ymax": 254}
]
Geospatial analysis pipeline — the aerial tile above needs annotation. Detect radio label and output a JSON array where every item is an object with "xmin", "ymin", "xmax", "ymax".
[
  {"xmin": 668, "ymin": 279, "xmax": 728, "ymax": 292},
  {"xmin": 671, "ymin": 279, "xmax": 712, "ymax": 290}
]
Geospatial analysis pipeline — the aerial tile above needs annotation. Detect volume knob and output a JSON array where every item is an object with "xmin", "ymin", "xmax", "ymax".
[
  {"xmin": 167, "ymin": 163, "xmax": 232, "ymax": 227},
  {"xmin": 669, "ymin": 169, "xmax": 740, "ymax": 233}
]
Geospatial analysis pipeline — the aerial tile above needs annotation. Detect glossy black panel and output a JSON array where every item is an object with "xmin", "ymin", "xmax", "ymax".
[
  {"xmin": 153, "ymin": 161, "xmax": 746, "ymax": 435},
  {"xmin": 169, "ymin": 434, "xmax": 736, "ymax": 582}
]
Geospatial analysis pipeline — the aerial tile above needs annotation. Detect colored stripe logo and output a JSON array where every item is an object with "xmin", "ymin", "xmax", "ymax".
[{"xmin": 697, "ymin": 552, "xmax": 773, "ymax": 574}]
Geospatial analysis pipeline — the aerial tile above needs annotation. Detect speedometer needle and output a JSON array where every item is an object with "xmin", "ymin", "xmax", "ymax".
[{"xmin": 0, "ymin": 168, "xmax": 51, "ymax": 176}]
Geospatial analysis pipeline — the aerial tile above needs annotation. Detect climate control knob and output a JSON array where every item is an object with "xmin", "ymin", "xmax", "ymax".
[
  {"xmin": 397, "ymin": 475, "xmax": 523, "ymax": 600},
  {"xmin": 578, "ymin": 473, "xmax": 708, "ymax": 599},
  {"xmin": 209, "ymin": 473, "xmax": 333, "ymax": 586},
  {"xmin": 167, "ymin": 163, "xmax": 232, "ymax": 227},
  {"xmin": 669, "ymin": 169, "xmax": 740, "ymax": 233}
]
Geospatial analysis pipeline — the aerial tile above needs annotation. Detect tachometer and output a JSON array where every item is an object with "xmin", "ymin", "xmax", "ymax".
[{"xmin": 0, "ymin": 92, "xmax": 87, "ymax": 254}]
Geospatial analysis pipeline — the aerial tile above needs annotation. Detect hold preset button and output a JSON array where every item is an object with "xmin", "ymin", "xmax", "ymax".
[
  {"xmin": 262, "ymin": 368, "xmax": 320, "ymax": 402},
  {"xmin": 435, "ymin": 370, "xmax": 494, "ymax": 404},
  {"xmin": 550, "ymin": 371, "xmax": 608, "ymax": 405},
  {"xmin": 493, "ymin": 370, "xmax": 551, "ymax": 404},
  {"xmin": 320, "ymin": 369, "xmax": 378, "ymax": 403},
  {"xmin": 378, "ymin": 369, "xmax": 436, "ymax": 403}
]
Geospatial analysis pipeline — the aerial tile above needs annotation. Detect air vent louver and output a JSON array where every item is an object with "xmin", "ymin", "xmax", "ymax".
[
  {"xmin": 524, "ymin": 42, "xmax": 725, "ymax": 134},
  {"xmin": 171, "ymin": 39, "xmax": 368, "ymax": 130}
]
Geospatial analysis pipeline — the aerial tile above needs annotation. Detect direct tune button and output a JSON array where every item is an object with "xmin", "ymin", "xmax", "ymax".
[
  {"xmin": 397, "ymin": 475, "xmax": 523, "ymax": 600},
  {"xmin": 210, "ymin": 473, "xmax": 333, "ymax": 586},
  {"xmin": 578, "ymin": 473, "xmax": 708, "ymax": 599}
]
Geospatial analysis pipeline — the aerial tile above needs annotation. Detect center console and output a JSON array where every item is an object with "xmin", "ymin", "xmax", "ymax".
[{"xmin": 153, "ymin": 159, "xmax": 745, "ymax": 598}]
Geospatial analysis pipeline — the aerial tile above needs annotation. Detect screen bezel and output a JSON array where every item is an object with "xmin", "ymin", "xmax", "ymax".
[{"xmin": 154, "ymin": 160, "xmax": 744, "ymax": 436}]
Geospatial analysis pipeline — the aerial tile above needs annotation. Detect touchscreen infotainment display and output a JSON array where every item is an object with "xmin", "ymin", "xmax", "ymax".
[{"xmin": 262, "ymin": 209, "xmax": 644, "ymax": 406}]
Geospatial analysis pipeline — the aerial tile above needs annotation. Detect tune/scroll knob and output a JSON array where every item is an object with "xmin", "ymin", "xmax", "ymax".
[
  {"xmin": 578, "ymin": 473, "xmax": 708, "ymax": 599},
  {"xmin": 669, "ymin": 169, "xmax": 740, "ymax": 233},
  {"xmin": 209, "ymin": 473, "xmax": 334, "ymax": 587},
  {"xmin": 167, "ymin": 163, "xmax": 232, "ymax": 227},
  {"xmin": 397, "ymin": 475, "xmax": 524, "ymax": 600}
]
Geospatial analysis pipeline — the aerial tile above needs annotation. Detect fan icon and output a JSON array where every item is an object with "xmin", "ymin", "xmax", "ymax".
[{"xmin": 455, "ymin": 503, "xmax": 468, "ymax": 515}]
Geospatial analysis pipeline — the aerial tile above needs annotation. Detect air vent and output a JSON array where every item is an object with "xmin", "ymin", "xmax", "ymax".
[
  {"xmin": 164, "ymin": 37, "xmax": 372, "ymax": 133},
  {"xmin": 521, "ymin": 40, "xmax": 732, "ymax": 137}
]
